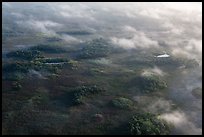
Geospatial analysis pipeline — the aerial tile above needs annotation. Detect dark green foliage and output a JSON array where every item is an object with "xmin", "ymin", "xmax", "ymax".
[
  {"xmin": 3, "ymin": 57, "xmax": 74, "ymax": 77},
  {"xmin": 77, "ymin": 38, "xmax": 110, "ymax": 59},
  {"xmin": 7, "ymin": 50, "xmax": 42, "ymax": 60},
  {"xmin": 3, "ymin": 62, "xmax": 31, "ymax": 73},
  {"xmin": 31, "ymin": 61, "xmax": 63, "ymax": 74},
  {"xmin": 154, "ymin": 57, "xmax": 199, "ymax": 68},
  {"xmin": 46, "ymin": 37, "xmax": 61, "ymax": 42},
  {"xmin": 30, "ymin": 44, "xmax": 66, "ymax": 53},
  {"xmin": 111, "ymin": 97, "xmax": 134, "ymax": 109},
  {"xmin": 57, "ymin": 31, "xmax": 92, "ymax": 35},
  {"xmin": 72, "ymin": 85, "xmax": 105, "ymax": 105},
  {"xmin": 3, "ymin": 72, "xmax": 25, "ymax": 81},
  {"xmin": 33, "ymin": 58, "xmax": 78, "ymax": 72},
  {"xmin": 133, "ymin": 75, "xmax": 167, "ymax": 93},
  {"xmin": 129, "ymin": 113, "xmax": 170, "ymax": 135},
  {"xmin": 39, "ymin": 58, "xmax": 69, "ymax": 63}
]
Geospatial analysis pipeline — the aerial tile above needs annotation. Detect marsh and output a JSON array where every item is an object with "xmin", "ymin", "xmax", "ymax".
[{"xmin": 2, "ymin": 2, "xmax": 202, "ymax": 135}]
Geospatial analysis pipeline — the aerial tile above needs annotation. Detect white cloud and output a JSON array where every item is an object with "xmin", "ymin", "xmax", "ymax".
[
  {"xmin": 111, "ymin": 37, "xmax": 135, "ymax": 49},
  {"xmin": 170, "ymin": 39, "xmax": 202, "ymax": 61},
  {"xmin": 16, "ymin": 20, "xmax": 63, "ymax": 35},
  {"xmin": 123, "ymin": 25, "xmax": 137, "ymax": 32},
  {"xmin": 160, "ymin": 111, "xmax": 202, "ymax": 135},
  {"xmin": 61, "ymin": 34, "xmax": 82, "ymax": 43},
  {"xmin": 146, "ymin": 98, "xmax": 173, "ymax": 113},
  {"xmin": 111, "ymin": 27, "xmax": 159, "ymax": 49},
  {"xmin": 160, "ymin": 111, "xmax": 186, "ymax": 125},
  {"xmin": 142, "ymin": 66, "xmax": 166, "ymax": 77},
  {"xmin": 48, "ymin": 3, "xmax": 96, "ymax": 21}
]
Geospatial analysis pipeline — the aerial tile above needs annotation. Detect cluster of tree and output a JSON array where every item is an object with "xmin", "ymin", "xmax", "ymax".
[
  {"xmin": 3, "ymin": 62, "xmax": 31, "ymax": 73},
  {"xmin": 111, "ymin": 97, "xmax": 134, "ymax": 109},
  {"xmin": 3, "ymin": 56, "xmax": 79, "ymax": 79},
  {"xmin": 129, "ymin": 112, "xmax": 170, "ymax": 135},
  {"xmin": 133, "ymin": 75, "xmax": 167, "ymax": 93},
  {"xmin": 7, "ymin": 50, "xmax": 42, "ymax": 60},
  {"xmin": 154, "ymin": 57, "xmax": 199, "ymax": 68},
  {"xmin": 38, "ymin": 58, "xmax": 69, "ymax": 63},
  {"xmin": 77, "ymin": 38, "xmax": 111, "ymax": 59},
  {"xmin": 71, "ymin": 85, "xmax": 105, "ymax": 105},
  {"xmin": 29, "ymin": 44, "xmax": 67, "ymax": 53},
  {"xmin": 46, "ymin": 37, "xmax": 62, "ymax": 42}
]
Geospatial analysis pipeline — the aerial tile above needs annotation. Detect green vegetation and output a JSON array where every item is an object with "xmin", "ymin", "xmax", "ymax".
[
  {"xmin": 3, "ymin": 72, "xmax": 25, "ymax": 81},
  {"xmin": 33, "ymin": 58, "xmax": 79, "ymax": 71},
  {"xmin": 154, "ymin": 57, "xmax": 199, "ymax": 68},
  {"xmin": 57, "ymin": 31, "xmax": 92, "ymax": 35},
  {"xmin": 71, "ymin": 85, "xmax": 105, "ymax": 105},
  {"xmin": 30, "ymin": 44, "xmax": 67, "ymax": 53},
  {"xmin": 36, "ymin": 58, "xmax": 69, "ymax": 63},
  {"xmin": 3, "ymin": 62, "xmax": 31, "ymax": 73},
  {"xmin": 3, "ymin": 56, "xmax": 78, "ymax": 77},
  {"xmin": 132, "ymin": 75, "xmax": 167, "ymax": 93},
  {"xmin": 46, "ymin": 37, "xmax": 62, "ymax": 42},
  {"xmin": 129, "ymin": 113, "xmax": 170, "ymax": 135},
  {"xmin": 2, "ymin": 36, "xmax": 199, "ymax": 135},
  {"xmin": 77, "ymin": 38, "xmax": 110, "ymax": 59},
  {"xmin": 111, "ymin": 97, "xmax": 134, "ymax": 109},
  {"xmin": 6, "ymin": 50, "xmax": 42, "ymax": 60},
  {"xmin": 2, "ymin": 1, "xmax": 201, "ymax": 134}
]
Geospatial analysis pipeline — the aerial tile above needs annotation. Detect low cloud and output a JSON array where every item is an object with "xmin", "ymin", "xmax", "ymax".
[
  {"xmin": 16, "ymin": 20, "xmax": 63, "ymax": 35},
  {"xmin": 142, "ymin": 66, "xmax": 167, "ymax": 77},
  {"xmin": 146, "ymin": 98, "xmax": 173, "ymax": 113},
  {"xmin": 111, "ymin": 26, "xmax": 159, "ymax": 49},
  {"xmin": 111, "ymin": 34, "xmax": 159, "ymax": 49},
  {"xmin": 48, "ymin": 3, "xmax": 96, "ymax": 21},
  {"xmin": 169, "ymin": 39, "xmax": 202, "ymax": 61},
  {"xmin": 61, "ymin": 34, "xmax": 82, "ymax": 43},
  {"xmin": 160, "ymin": 111, "xmax": 202, "ymax": 135}
]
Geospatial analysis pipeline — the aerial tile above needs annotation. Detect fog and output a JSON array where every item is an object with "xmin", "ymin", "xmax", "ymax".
[
  {"xmin": 3, "ymin": 3, "xmax": 202, "ymax": 61},
  {"xmin": 2, "ymin": 2, "xmax": 202, "ymax": 135},
  {"xmin": 164, "ymin": 66, "xmax": 202, "ymax": 135}
]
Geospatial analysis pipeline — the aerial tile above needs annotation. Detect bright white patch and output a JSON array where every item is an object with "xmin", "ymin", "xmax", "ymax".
[
  {"xmin": 160, "ymin": 111, "xmax": 186, "ymax": 124},
  {"xmin": 156, "ymin": 53, "xmax": 170, "ymax": 58},
  {"xmin": 111, "ymin": 31, "xmax": 159, "ymax": 49}
]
